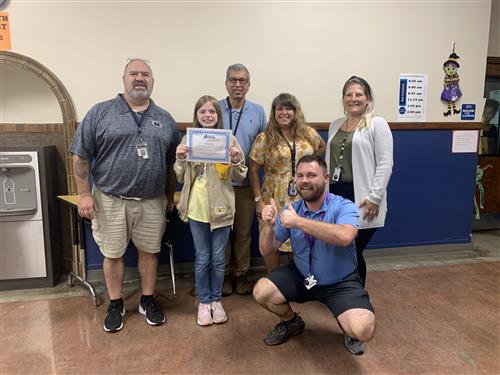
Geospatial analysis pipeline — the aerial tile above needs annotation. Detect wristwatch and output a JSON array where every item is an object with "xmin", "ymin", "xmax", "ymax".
[{"xmin": 254, "ymin": 196, "xmax": 262, "ymax": 203}]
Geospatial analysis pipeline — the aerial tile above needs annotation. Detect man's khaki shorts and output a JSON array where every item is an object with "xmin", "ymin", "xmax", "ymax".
[{"xmin": 91, "ymin": 187, "xmax": 167, "ymax": 258}]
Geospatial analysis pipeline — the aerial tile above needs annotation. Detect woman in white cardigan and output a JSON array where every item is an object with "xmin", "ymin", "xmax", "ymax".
[{"xmin": 326, "ymin": 76, "xmax": 393, "ymax": 286}]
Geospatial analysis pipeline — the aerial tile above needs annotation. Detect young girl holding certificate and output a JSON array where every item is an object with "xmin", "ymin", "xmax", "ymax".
[{"xmin": 175, "ymin": 95, "xmax": 247, "ymax": 326}]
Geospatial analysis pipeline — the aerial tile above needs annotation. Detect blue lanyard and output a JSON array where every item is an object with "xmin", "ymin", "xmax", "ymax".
[
  {"xmin": 226, "ymin": 97, "xmax": 245, "ymax": 136},
  {"xmin": 121, "ymin": 94, "xmax": 151, "ymax": 142}
]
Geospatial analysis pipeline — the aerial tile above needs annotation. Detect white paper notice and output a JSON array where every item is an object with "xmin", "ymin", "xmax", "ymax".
[
  {"xmin": 452, "ymin": 130, "xmax": 479, "ymax": 153},
  {"xmin": 398, "ymin": 73, "xmax": 428, "ymax": 121}
]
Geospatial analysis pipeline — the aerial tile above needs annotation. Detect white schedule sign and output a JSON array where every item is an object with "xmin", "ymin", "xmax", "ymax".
[{"xmin": 398, "ymin": 73, "xmax": 428, "ymax": 121}]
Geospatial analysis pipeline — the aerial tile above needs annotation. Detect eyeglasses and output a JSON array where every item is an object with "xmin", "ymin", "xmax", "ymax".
[{"xmin": 227, "ymin": 77, "xmax": 249, "ymax": 85}]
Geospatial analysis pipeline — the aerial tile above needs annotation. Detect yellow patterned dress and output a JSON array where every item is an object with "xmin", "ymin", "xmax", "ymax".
[{"xmin": 249, "ymin": 126, "xmax": 323, "ymax": 252}]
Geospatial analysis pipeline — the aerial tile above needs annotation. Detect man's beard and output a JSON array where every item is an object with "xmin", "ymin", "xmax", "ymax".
[
  {"xmin": 299, "ymin": 184, "xmax": 325, "ymax": 202},
  {"xmin": 128, "ymin": 86, "xmax": 150, "ymax": 102}
]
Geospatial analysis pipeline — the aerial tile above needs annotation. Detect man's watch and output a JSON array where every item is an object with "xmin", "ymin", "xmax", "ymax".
[{"xmin": 254, "ymin": 196, "xmax": 262, "ymax": 203}]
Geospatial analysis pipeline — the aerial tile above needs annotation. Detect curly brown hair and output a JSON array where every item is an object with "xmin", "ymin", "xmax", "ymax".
[{"xmin": 264, "ymin": 93, "xmax": 316, "ymax": 155}]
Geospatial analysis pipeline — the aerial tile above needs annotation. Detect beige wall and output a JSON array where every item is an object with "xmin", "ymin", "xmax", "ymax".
[
  {"xmin": 489, "ymin": 0, "xmax": 500, "ymax": 56},
  {"xmin": 3, "ymin": 1, "xmax": 492, "ymax": 122},
  {"xmin": 0, "ymin": 64, "xmax": 62, "ymax": 123}
]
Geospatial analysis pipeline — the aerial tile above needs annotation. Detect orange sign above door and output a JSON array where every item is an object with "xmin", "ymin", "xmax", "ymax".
[{"xmin": 0, "ymin": 12, "xmax": 11, "ymax": 50}]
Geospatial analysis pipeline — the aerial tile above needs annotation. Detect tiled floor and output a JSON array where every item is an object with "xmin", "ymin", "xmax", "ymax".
[{"xmin": 1, "ymin": 230, "xmax": 499, "ymax": 374}]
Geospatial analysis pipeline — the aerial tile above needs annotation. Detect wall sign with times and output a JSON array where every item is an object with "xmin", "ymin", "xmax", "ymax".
[{"xmin": 398, "ymin": 73, "xmax": 428, "ymax": 121}]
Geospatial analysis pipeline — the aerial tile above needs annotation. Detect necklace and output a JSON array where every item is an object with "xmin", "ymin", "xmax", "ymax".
[{"xmin": 343, "ymin": 117, "xmax": 362, "ymax": 132}]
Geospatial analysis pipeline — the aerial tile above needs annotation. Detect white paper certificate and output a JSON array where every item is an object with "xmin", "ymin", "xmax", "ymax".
[{"xmin": 187, "ymin": 128, "xmax": 231, "ymax": 163}]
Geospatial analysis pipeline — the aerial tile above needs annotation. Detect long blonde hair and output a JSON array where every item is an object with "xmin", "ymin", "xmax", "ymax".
[
  {"xmin": 265, "ymin": 93, "xmax": 316, "ymax": 155},
  {"xmin": 342, "ymin": 76, "xmax": 375, "ymax": 129}
]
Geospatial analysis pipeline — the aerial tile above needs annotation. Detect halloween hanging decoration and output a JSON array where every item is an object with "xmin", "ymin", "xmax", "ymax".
[
  {"xmin": 441, "ymin": 43, "xmax": 462, "ymax": 117},
  {"xmin": 474, "ymin": 164, "xmax": 493, "ymax": 219}
]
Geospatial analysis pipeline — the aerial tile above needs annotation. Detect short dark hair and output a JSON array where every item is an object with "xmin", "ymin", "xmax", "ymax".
[
  {"xmin": 226, "ymin": 63, "xmax": 250, "ymax": 80},
  {"xmin": 296, "ymin": 154, "xmax": 327, "ymax": 174}
]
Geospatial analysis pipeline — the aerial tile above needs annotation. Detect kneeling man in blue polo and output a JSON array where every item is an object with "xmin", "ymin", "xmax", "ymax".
[{"xmin": 253, "ymin": 154, "xmax": 375, "ymax": 355}]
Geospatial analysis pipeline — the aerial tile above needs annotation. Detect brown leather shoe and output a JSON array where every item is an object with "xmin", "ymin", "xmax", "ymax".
[
  {"xmin": 222, "ymin": 277, "xmax": 233, "ymax": 296},
  {"xmin": 189, "ymin": 286, "xmax": 197, "ymax": 297},
  {"xmin": 235, "ymin": 275, "xmax": 252, "ymax": 295}
]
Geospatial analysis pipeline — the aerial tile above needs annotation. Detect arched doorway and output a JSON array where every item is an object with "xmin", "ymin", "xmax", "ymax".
[{"xmin": 0, "ymin": 50, "xmax": 77, "ymax": 193}]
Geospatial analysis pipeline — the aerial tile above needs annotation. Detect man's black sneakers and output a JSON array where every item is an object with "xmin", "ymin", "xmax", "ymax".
[
  {"xmin": 139, "ymin": 296, "xmax": 166, "ymax": 326},
  {"xmin": 343, "ymin": 333, "xmax": 365, "ymax": 355},
  {"xmin": 103, "ymin": 301, "xmax": 125, "ymax": 333},
  {"xmin": 263, "ymin": 313, "xmax": 305, "ymax": 346}
]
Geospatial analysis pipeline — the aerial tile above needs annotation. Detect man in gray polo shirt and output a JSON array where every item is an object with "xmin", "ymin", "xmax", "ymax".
[
  {"xmin": 70, "ymin": 58, "xmax": 180, "ymax": 332},
  {"xmin": 219, "ymin": 64, "xmax": 267, "ymax": 295}
]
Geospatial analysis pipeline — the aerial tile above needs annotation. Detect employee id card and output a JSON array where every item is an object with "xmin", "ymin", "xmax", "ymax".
[{"xmin": 136, "ymin": 142, "xmax": 150, "ymax": 159}]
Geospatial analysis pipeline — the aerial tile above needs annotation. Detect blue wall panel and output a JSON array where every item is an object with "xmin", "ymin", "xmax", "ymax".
[
  {"xmin": 368, "ymin": 130, "xmax": 476, "ymax": 249},
  {"xmin": 85, "ymin": 129, "xmax": 477, "ymax": 269}
]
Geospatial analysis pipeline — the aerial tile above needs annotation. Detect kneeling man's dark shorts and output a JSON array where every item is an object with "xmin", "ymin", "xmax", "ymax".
[{"xmin": 265, "ymin": 262, "xmax": 374, "ymax": 318}]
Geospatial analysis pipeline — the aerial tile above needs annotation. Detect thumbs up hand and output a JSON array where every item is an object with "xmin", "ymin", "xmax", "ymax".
[
  {"xmin": 262, "ymin": 198, "xmax": 278, "ymax": 225},
  {"xmin": 280, "ymin": 203, "xmax": 300, "ymax": 228}
]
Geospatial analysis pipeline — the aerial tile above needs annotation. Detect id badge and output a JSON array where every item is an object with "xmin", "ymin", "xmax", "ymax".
[
  {"xmin": 332, "ymin": 167, "xmax": 341, "ymax": 182},
  {"xmin": 288, "ymin": 180, "xmax": 297, "ymax": 196},
  {"xmin": 304, "ymin": 274, "xmax": 317, "ymax": 290},
  {"xmin": 136, "ymin": 142, "xmax": 150, "ymax": 159}
]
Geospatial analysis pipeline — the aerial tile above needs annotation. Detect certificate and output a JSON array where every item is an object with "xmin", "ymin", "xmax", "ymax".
[{"xmin": 187, "ymin": 128, "xmax": 231, "ymax": 163}]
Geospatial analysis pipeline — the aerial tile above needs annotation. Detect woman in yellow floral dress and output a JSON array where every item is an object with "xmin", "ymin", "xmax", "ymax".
[{"xmin": 249, "ymin": 93, "xmax": 326, "ymax": 272}]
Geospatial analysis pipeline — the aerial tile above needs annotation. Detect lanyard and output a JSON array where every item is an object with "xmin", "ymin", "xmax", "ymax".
[
  {"xmin": 226, "ymin": 97, "xmax": 245, "ymax": 136},
  {"xmin": 121, "ymin": 94, "xmax": 151, "ymax": 142},
  {"xmin": 278, "ymin": 132, "xmax": 296, "ymax": 178},
  {"xmin": 298, "ymin": 194, "xmax": 330, "ymax": 275}
]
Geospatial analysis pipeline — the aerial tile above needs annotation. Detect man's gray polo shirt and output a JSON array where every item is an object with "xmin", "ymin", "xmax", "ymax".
[{"xmin": 70, "ymin": 94, "xmax": 180, "ymax": 198}]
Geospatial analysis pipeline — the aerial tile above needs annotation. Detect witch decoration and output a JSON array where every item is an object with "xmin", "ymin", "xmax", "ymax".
[{"xmin": 441, "ymin": 44, "xmax": 462, "ymax": 117}]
